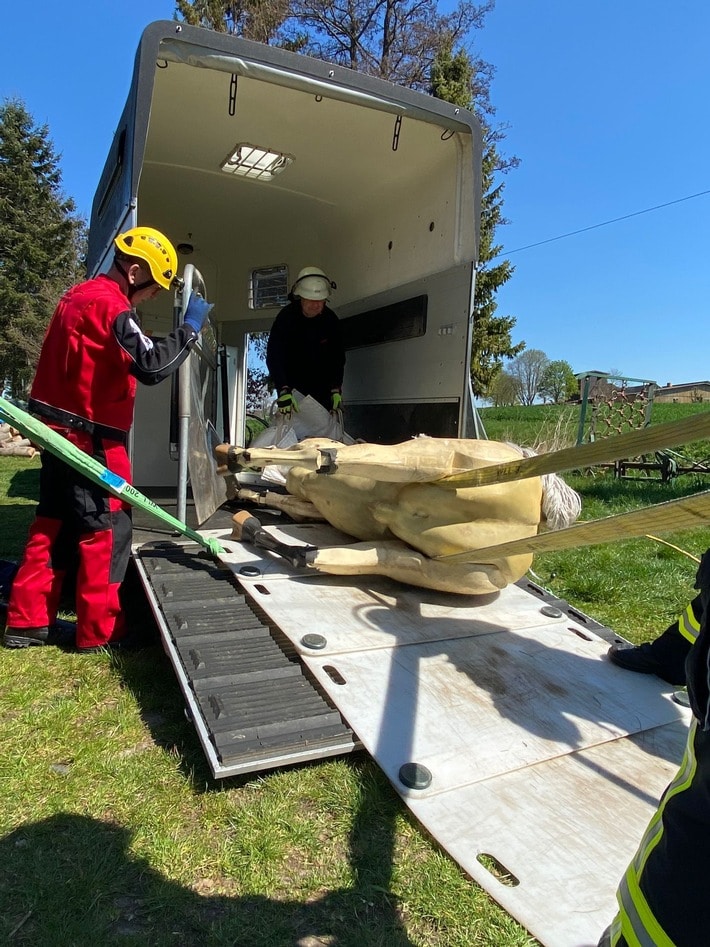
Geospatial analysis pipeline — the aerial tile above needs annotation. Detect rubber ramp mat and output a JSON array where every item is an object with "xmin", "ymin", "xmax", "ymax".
[{"xmin": 135, "ymin": 541, "xmax": 357, "ymax": 776}]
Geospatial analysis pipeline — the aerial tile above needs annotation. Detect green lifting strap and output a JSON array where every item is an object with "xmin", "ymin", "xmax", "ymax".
[{"xmin": 0, "ymin": 397, "xmax": 225, "ymax": 558}]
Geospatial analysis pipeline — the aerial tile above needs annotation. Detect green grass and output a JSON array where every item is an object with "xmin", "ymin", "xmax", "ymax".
[
  {"xmin": 0, "ymin": 456, "xmax": 537, "ymax": 946},
  {"xmin": 0, "ymin": 455, "xmax": 41, "ymax": 561},
  {"xmin": 480, "ymin": 401, "xmax": 710, "ymax": 463},
  {"xmin": 478, "ymin": 403, "xmax": 710, "ymax": 639},
  {"xmin": 2, "ymin": 404, "xmax": 710, "ymax": 945},
  {"xmin": 532, "ymin": 471, "xmax": 710, "ymax": 639}
]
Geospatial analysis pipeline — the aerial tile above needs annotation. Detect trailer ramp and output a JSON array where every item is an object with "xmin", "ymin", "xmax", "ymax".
[
  {"xmin": 201, "ymin": 522, "xmax": 691, "ymax": 947},
  {"xmin": 133, "ymin": 540, "xmax": 358, "ymax": 778}
]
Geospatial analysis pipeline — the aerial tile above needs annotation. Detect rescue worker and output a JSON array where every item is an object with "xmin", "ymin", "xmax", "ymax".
[
  {"xmin": 599, "ymin": 552, "xmax": 710, "ymax": 947},
  {"xmin": 266, "ymin": 266, "xmax": 345, "ymax": 417},
  {"xmin": 2, "ymin": 226, "xmax": 212, "ymax": 653},
  {"xmin": 607, "ymin": 595, "xmax": 700, "ymax": 685}
]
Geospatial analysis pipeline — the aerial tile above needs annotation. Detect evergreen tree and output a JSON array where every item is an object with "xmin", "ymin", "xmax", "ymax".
[
  {"xmin": 0, "ymin": 99, "xmax": 85, "ymax": 398},
  {"xmin": 430, "ymin": 44, "xmax": 523, "ymax": 398}
]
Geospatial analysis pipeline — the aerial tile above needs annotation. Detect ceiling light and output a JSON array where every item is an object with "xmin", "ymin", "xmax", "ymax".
[{"xmin": 220, "ymin": 143, "xmax": 294, "ymax": 181}]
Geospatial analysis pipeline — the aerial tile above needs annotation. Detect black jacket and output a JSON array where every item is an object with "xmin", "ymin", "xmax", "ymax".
[{"xmin": 266, "ymin": 301, "xmax": 345, "ymax": 410}]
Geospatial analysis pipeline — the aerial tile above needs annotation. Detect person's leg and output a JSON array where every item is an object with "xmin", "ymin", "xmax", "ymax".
[
  {"xmin": 4, "ymin": 451, "xmax": 72, "ymax": 646},
  {"xmin": 608, "ymin": 595, "xmax": 702, "ymax": 685},
  {"xmin": 74, "ymin": 509, "xmax": 132, "ymax": 649},
  {"xmin": 71, "ymin": 436, "xmax": 133, "ymax": 650},
  {"xmin": 603, "ymin": 720, "xmax": 710, "ymax": 945},
  {"xmin": 597, "ymin": 925, "xmax": 625, "ymax": 946}
]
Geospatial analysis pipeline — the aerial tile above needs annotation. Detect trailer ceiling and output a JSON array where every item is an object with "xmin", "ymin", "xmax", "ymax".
[{"xmin": 132, "ymin": 40, "xmax": 477, "ymax": 326}]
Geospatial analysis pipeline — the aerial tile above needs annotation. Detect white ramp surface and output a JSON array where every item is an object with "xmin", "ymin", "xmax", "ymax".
[{"xmin": 215, "ymin": 528, "xmax": 690, "ymax": 947}]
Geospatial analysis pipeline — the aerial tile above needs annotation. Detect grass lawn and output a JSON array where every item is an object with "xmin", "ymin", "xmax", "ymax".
[{"xmin": 2, "ymin": 405, "xmax": 710, "ymax": 945}]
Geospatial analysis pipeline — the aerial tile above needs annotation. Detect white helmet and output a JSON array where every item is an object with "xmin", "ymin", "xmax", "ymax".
[{"xmin": 292, "ymin": 266, "xmax": 336, "ymax": 301}]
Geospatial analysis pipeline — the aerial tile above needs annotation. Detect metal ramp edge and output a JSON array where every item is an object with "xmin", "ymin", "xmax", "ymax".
[
  {"xmin": 515, "ymin": 575, "xmax": 622, "ymax": 645},
  {"xmin": 132, "ymin": 540, "xmax": 359, "ymax": 778}
]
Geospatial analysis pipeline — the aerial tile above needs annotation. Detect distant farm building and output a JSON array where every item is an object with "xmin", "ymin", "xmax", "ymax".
[{"xmin": 653, "ymin": 382, "xmax": 710, "ymax": 404}]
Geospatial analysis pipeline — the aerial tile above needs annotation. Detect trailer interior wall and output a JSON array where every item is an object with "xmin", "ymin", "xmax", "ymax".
[{"xmin": 89, "ymin": 23, "xmax": 482, "ymax": 478}]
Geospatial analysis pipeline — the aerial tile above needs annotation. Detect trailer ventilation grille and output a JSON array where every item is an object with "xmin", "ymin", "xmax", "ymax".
[
  {"xmin": 250, "ymin": 264, "xmax": 289, "ymax": 310},
  {"xmin": 221, "ymin": 143, "xmax": 294, "ymax": 181}
]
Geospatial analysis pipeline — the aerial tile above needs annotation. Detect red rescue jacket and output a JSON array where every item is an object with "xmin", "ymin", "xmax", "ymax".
[{"xmin": 31, "ymin": 274, "xmax": 196, "ymax": 436}]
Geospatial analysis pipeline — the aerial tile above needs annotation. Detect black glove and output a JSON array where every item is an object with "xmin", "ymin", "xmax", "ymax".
[
  {"xmin": 277, "ymin": 389, "xmax": 299, "ymax": 416},
  {"xmin": 183, "ymin": 294, "xmax": 213, "ymax": 334}
]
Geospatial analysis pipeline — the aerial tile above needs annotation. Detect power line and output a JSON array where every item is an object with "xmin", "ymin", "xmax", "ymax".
[{"xmin": 493, "ymin": 187, "xmax": 710, "ymax": 259}]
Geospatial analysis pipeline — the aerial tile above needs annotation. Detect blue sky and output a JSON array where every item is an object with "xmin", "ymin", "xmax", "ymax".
[
  {"xmin": 478, "ymin": 1, "xmax": 710, "ymax": 387},
  {"xmin": 3, "ymin": 1, "xmax": 709, "ymax": 387}
]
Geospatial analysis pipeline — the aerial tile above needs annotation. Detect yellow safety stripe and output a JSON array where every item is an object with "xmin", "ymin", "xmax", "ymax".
[
  {"xmin": 634, "ymin": 721, "xmax": 696, "ymax": 874},
  {"xmin": 678, "ymin": 601, "xmax": 702, "ymax": 645},
  {"xmin": 607, "ymin": 914, "xmax": 623, "ymax": 946},
  {"xmin": 614, "ymin": 720, "xmax": 698, "ymax": 946},
  {"xmin": 618, "ymin": 866, "xmax": 676, "ymax": 946}
]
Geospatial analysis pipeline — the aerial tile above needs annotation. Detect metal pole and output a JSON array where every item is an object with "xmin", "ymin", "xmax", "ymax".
[{"xmin": 176, "ymin": 264, "xmax": 209, "ymax": 526}]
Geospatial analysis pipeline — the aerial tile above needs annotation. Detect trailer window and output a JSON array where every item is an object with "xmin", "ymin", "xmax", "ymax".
[
  {"xmin": 249, "ymin": 265, "xmax": 289, "ymax": 310},
  {"xmin": 341, "ymin": 295, "xmax": 428, "ymax": 349}
]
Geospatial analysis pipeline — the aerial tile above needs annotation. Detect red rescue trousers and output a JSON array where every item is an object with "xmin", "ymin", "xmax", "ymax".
[{"xmin": 7, "ymin": 429, "xmax": 133, "ymax": 648}]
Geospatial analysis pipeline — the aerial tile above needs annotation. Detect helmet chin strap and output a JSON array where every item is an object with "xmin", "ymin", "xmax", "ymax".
[{"xmin": 115, "ymin": 260, "xmax": 156, "ymax": 300}]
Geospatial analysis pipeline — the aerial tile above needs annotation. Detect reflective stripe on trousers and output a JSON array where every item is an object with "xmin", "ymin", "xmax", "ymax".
[
  {"xmin": 678, "ymin": 596, "xmax": 703, "ymax": 646},
  {"xmin": 608, "ymin": 719, "xmax": 705, "ymax": 946}
]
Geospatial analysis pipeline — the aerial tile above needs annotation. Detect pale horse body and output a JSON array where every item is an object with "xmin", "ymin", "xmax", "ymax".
[{"xmin": 219, "ymin": 436, "xmax": 582, "ymax": 596}]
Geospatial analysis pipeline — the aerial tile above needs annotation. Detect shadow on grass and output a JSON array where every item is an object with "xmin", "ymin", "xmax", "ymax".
[
  {"xmin": 5, "ymin": 467, "xmax": 40, "ymax": 502},
  {"xmin": 95, "ymin": 561, "xmax": 417, "ymax": 945},
  {"xmin": 1, "ymin": 805, "xmax": 415, "ymax": 946}
]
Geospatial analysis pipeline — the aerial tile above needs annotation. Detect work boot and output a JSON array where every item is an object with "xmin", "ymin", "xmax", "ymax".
[
  {"xmin": 3, "ymin": 624, "xmax": 76, "ymax": 649},
  {"xmin": 607, "ymin": 642, "xmax": 686, "ymax": 686}
]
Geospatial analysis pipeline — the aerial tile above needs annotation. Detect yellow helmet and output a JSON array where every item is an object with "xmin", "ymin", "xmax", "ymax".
[{"xmin": 114, "ymin": 226, "xmax": 178, "ymax": 290}]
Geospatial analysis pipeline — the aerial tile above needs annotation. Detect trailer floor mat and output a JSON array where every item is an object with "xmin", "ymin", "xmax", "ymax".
[
  {"xmin": 132, "ymin": 541, "xmax": 358, "ymax": 778},
  {"xmin": 207, "ymin": 524, "xmax": 691, "ymax": 947}
]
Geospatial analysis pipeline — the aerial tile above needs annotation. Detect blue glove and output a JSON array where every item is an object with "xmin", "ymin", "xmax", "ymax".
[{"xmin": 183, "ymin": 294, "xmax": 213, "ymax": 334}]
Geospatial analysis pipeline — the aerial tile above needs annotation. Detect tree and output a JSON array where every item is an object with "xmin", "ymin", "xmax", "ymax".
[
  {"xmin": 488, "ymin": 369, "xmax": 519, "ymax": 406},
  {"xmin": 246, "ymin": 330, "xmax": 271, "ymax": 412},
  {"xmin": 469, "ymin": 137, "xmax": 524, "ymax": 397},
  {"xmin": 508, "ymin": 349, "xmax": 549, "ymax": 406},
  {"xmin": 0, "ymin": 99, "xmax": 85, "ymax": 398},
  {"xmin": 174, "ymin": 0, "xmax": 294, "ymax": 44},
  {"xmin": 429, "ymin": 44, "xmax": 523, "ymax": 398},
  {"xmin": 177, "ymin": 0, "xmax": 494, "ymax": 86},
  {"xmin": 539, "ymin": 359, "xmax": 577, "ymax": 404},
  {"xmin": 290, "ymin": 0, "xmax": 492, "ymax": 90}
]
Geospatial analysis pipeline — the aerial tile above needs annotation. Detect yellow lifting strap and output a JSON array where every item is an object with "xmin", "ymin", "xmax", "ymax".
[
  {"xmin": 436, "ymin": 488, "xmax": 710, "ymax": 563},
  {"xmin": 438, "ymin": 411, "xmax": 710, "ymax": 488}
]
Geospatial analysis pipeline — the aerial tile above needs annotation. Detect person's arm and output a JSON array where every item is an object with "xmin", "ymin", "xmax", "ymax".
[
  {"xmin": 266, "ymin": 310, "xmax": 291, "ymax": 393},
  {"xmin": 112, "ymin": 310, "xmax": 196, "ymax": 385}
]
